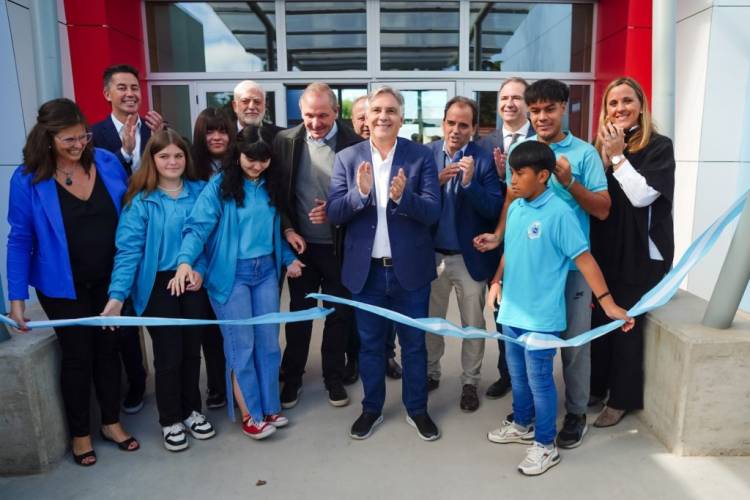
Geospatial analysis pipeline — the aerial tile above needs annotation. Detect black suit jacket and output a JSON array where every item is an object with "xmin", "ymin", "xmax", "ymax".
[
  {"xmin": 273, "ymin": 120, "xmax": 363, "ymax": 258},
  {"xmin": 477, "ymin": 121, "xmax": 535, "ymax": 155},
  {"xmin": 92, "ymin": 116, "xmax": 152, "ymax": 177}
]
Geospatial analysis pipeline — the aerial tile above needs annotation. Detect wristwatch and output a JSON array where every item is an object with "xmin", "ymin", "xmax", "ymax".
[{"xmin": 611, "ymin": 154, "xmax": 625, "ymax": 167}]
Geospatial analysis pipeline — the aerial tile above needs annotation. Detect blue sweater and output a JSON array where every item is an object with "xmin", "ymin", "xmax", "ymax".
[
  {"xmin": 108, "ymin": 180, "xmax": 208, "ymax": 315},
  {"xmin": 7, "ymin": 148, "xmax": 127, "ymax": 300},
  {"xmin": 177, "ymin": 173, "xmax": 296, "ymax": 305}
]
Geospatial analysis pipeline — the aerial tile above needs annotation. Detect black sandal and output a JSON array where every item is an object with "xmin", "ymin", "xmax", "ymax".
[
  {"xmin": 73, "ymin": 449, "xmax": 97, "ymax": 466},
  {"xmin": 100, "ymin": 429, "xmax": 140, "ymax": 451}
]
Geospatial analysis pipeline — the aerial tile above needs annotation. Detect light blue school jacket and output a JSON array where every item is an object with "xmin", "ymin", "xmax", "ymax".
[
  {"xmin": 108, "ymin": 180, "xmax": 208, "ymax": 315},
  {"xmin": 177, "ymin": 173, "xmax": 296, "ymax": 305}
]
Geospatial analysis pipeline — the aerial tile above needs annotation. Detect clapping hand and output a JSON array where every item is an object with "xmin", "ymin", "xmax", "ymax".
[
  {"xmin": 390, "ymin": 168, "xmax": 406, "ymax": 202},
  {"xmin": 356, "ymin": 161, "xmax": 373, "ymax": 196}
]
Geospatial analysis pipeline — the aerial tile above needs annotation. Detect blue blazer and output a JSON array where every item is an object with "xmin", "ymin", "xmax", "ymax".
[
  {"xmin": 327, "ymin": 138, "xmax": 441, "ymax": 294},
  {"xmin": 477, "ymin": 121, "xmax": 535, "ymax": 155},
  {"xmin": 92, "ymin": 116, "xmax": 152, "ymax": 174},
  {"xmin": 109, "ymin": 180, "xmax": 208, "ymax": 315},
  {"xmin": 427, "ymin": 140, "xmax": 503, "ymax": 281},
  {"xmin": 6, "ymin": 148, "xmax": 128, "ymax": 300}
]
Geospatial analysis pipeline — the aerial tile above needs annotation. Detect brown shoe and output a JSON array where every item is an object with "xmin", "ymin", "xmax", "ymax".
[{"xmin": 593, "ymin": 406, "xmax": 627, "ymax": 428}]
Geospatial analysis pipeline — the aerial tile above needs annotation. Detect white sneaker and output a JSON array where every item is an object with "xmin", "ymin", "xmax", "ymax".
[
  {"xmin": 518, "ymin": 442, "xmax": 561, "ymax": 476},
  {"xmin": 162, "ymin": 423, "xmax": 189, "ymax": 452},
  {"xmin": 183, "ymin": 411, "xmax": 216, "ymax": 440},
  {"xmin": 488, "ymin": 421, "xmax": 535, "ymax": 444}
]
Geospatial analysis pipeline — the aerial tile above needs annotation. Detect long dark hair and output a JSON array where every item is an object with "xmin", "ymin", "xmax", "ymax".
[
  {"xmin": 123, "ymin": 129, "xmax": 199, "ymax": 206},
  {"xmin": 22, "ymin": 98, "xmax": 95, "ymax": 183},
  {"xmin": 192, "ymin": 107, "xmax": 236, "ymax": 180},
  {"xmin": 220, "ymin": 125, "xmax": 283, "ymax": 209}
]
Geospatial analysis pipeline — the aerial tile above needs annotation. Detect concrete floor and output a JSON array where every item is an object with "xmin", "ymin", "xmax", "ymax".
[{"xmin": 2, "ymin": 289, "xmax": 750, "ymax": 500}]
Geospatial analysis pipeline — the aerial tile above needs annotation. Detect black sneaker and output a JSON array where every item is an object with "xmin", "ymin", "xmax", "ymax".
[
  {"xmin": 406, "ymin": 413, "xmax": 440, "ymax": 441},
  {"xmin": 485, "ymin": 378, "xmax": 511, "ymax": 399},
  {"xmin": 280, "ymin": 381, "xmax": 302, "ymax": 409},
  {"xmin": 460, "ymin": 384, "xmax": 479, "ymax": 412},
  {"xmin": 350, "ymin": 412, "xmax": 383, "ymax": 440},
  {"xmin": 427, "ymin": 377, "xmax": 440, "ymax": 392},
  {"xmin": 386, "ymin": 357, "xmax": 403, "ymax": 379},
  {"xmin": 122, "ymin": 389, "xmax": 144, "ymax": 414},
  {"xmin": 206, "ymin": 392, "xmax": 227, "ymax": 410},
  {"xmin": 326, "ymin": 381, "xmax": 349, "ymax": 407},
  {"xmin": 556, "ymin": 413, "xmax": 588, "ymax": 449},
  {"xmin": 343, "ymin": 359, "xmax": 359, "ymax": 386}
]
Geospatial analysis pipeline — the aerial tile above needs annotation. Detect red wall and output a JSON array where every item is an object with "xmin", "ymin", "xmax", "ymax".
[
  {"xmin": 593, "ymin": 0, "xmax": 653, "ymax": 136},
  {"xmin": 64, "ymin": 0, "xmax": 148, "ymax": 124}
]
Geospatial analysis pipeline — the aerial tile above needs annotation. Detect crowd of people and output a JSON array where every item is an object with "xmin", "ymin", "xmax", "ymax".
[{"xmin": 5, "ymin": 64, "xmax": 675, "ymax": 476}]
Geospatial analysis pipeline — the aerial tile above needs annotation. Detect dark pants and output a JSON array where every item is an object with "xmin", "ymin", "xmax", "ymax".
[
  {"xmin": 590, "ymin": 267, "xmax": 664, "ymax": 411},
  {"xmin": 200, "ymin": 307, "xmax": 226, "ymax": 398},
  {"xmin": 352, "ymin": 262, "xmax": 430, "ymax": 415},
  {"xmin": 116, "ymin": 300, "xmax": 146, "ymax": 398},
  {"xmin": 37, "ymin": 281, "xmax": 121, "ymax": 438},
  {"xmin": 346, "ymin": 320, "xmax": 398, "ymax": 363},
  {"xmin": 283, "ymin": 243, "xmax": 352, "ymax": 386},
  {"xmin": 143, "ymin": 272, "xmax": 209, "ymax": 426}
]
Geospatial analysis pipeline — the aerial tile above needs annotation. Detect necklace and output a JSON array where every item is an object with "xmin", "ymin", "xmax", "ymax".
[
  {"xmin": 56, "ymin": 167, "xmax": 75, "ymax": 186},
  {"xmin": 158, "ymin": 181, "xmax": 184, "ymax": 193}
]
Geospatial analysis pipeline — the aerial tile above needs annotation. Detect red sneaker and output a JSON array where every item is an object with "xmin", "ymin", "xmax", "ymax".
[
  {"xmin": 264, "ymin": 414, "xmax": 289, "ymax": 428},
  {"xmin": 241, "ymin": 416, "xmax": 276, "ymax": 440}
]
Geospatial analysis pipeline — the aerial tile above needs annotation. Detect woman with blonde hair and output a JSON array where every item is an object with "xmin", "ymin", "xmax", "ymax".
[{"xmin": 589, "ymin": 77, "xmax": 675, "ymax": 427}]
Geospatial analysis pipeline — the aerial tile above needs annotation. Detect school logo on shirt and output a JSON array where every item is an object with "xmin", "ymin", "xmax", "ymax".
[{"xmin": 528, "ymin": 221, "xmax": 542, "ymax": 240}]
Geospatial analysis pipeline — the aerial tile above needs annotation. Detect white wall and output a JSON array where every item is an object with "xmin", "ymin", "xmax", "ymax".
[{"xmin": 675, "ymin": 1, "xmax": 750, "ymax": 312}]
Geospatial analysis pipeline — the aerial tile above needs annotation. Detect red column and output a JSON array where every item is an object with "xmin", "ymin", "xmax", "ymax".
[
  {"xmin": 593, "ymin": 0, "xmax": 653, "ymax": 136},
  {"xmin": 63, "ymin": 0, "xmax": 148, "ymax": 124}
]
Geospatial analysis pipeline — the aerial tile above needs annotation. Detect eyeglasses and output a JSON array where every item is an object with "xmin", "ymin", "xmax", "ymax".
[{"xmin": 55, "ymin": 132, "xmax": 93, "ymax": 147}]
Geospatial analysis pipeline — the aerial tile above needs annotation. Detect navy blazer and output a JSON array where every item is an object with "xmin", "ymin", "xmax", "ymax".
[
  {"xmin": 6, "ymin": 148, "xmax": 128, "ymax": 300},
  {"xmin": 477, "ymin": 121, "xmax": 535, "ymax": 154},
  {"xmin": 92, "ymin": 116, "xmax": 152, "ymax": 175},
  {"xmin": 427, "ymin": 140, "xmax": 503, "ymax": 281},
  {"xmin": 327, "ymin": 138, "xmax": 441, "ymax": 294}
]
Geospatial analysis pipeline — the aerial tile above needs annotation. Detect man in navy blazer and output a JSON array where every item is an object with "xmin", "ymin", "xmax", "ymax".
[
  {"xmin": 424, "ymin": 97, "xmax": 503, "ymax": 412},
  {"xmin": 91, "ymin": 64, "xmax": 162, "ymax": 414},
  {"xmin": 92, "ymin": 64, "xmax": 164, "ymax": 175},
  {"xmin": 327, "ymin": 86, "xmax": 441, "ymax": 441}
]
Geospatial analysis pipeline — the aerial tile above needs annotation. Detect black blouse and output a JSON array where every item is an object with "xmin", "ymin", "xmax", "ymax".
[
  {"xmin": 56, "ymin": 172, "xmax": 118, "ymax": 284},
  {"xmin": 590, "ymin": 132, "xmax": 675, "ymax": 286}
]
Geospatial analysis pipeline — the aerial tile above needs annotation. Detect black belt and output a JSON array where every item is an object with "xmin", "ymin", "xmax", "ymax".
[
  {"xmin": 371, "ymin": 257, "xmax": 393, "ymax": 267},
  {"xmin": 435, "ymin": 248, "xmax": 461, "ymax": 256}
]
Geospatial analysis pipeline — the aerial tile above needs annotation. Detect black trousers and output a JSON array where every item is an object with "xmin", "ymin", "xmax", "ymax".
[
  {"xmin": 282, "ymin": 243, "xmax": 353, "ymax": 385},
  {"xmin": 37, "ymin": 280, "xmax": 120, "ymax": 438},
  {"xmin": 116, "ymin": 299, "xmax": 146, "ymax": 397},
  {"xmin": 590, "ymin": 268, "xmax": 664, "ymax": 411},
  {"xmin": 143, "ymin": 272, "xmax": 210, "ymax": 426},
  {"xmin": 201, "ymin": 307, "xmax": 226, "ymax": 397}
]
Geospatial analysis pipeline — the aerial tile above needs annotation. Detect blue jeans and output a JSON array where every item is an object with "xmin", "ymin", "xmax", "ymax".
[
  {"xmin": 210, "ymin": 256, "xmax": 281, "ymax": 422},
  {"xmin": 504, "ymin": 325, "xmax": 558, "ymax": 445},
  {"xmin": 352, "ymin": 263, "xmax": 430, "ymax": 416}
]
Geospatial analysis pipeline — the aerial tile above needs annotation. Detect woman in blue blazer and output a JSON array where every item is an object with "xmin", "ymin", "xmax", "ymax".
[
  {"xmin": 101, "ymin": 129, "xmax": 217, "ymax": 452},
  {"xmin": 6, "ymin": 98, "xmax": 138, "ymax": 466},
  {"xmin": 170, "ymin": 126, "xmax": 303, "ymax": 440}
]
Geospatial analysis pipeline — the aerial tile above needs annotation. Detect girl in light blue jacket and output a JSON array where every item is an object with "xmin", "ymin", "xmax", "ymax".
[
  {"xmin": 171, "ymin": 126, "xmax": 303, "ymax": 440},
  {"xmin": 102, "ymin": 129, "xmax": 216, "ymax": 452}
]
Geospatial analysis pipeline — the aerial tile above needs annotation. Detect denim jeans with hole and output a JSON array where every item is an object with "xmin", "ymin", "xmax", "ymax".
[
  {"xmin": 504, "ymin": 325, "xmax": 559, "ymax": 445},
  {"xmin": 210, "ymin": 256, "xmax": 281, "ymax": 422}
]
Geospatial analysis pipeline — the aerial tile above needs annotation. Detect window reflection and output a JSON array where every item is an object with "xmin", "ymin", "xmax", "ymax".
[
  {"xmin": 400, "ymin": 90, "xmax": 448, "ymax": 143},
  {"xmin": 152, "ymin": 85, "xmax": 192, "ymax": 140},
  {"xmin": 286, "ymin": 1, "xmax": 367, "ymax": 71},
  {"xmin": 146, "ymin": 2, "xmax": 276, "ymax": 72},
  {"xmin": 380, "ymin": 2, "xmax": 459, "ymax": 71},
  {"xmin": 469, "ymin": 2, "xmax": 593, "ymax": 72}
]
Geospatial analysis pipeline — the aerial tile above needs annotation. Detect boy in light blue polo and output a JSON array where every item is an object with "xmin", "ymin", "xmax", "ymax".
[{"xmin": 487, "ymin": 141, "xmax": 632, "ymax": 476}]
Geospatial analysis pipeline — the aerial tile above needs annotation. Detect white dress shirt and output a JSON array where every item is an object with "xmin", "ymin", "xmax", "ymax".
[
  {"xmin": 369, "ymin": 139, "xmax": 397, "ymax": 258},
  {"xmin": 502, "ymin": 120, "xmax": 531, "ymax": 152},
  {"xmin": 613, "ymin": 161, "xmax": 664, "ymax": 261},
  {"xmin": 111, "ymin": 114, "xmax": 142, "ymax": 172}
]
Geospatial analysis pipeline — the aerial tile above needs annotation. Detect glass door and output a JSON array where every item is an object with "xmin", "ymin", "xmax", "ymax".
[
  {"xmin": 369, "ymin": 81, "xmax": 455, "ymax": 144},
  {"xmin": 194, "ymin": 82, "xmax": 287, "ymax": 128}
]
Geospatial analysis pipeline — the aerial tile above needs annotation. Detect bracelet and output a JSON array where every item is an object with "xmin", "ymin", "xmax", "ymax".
[
  {"xmin": 596, "ymin": 291, "xmax": 611, "ymax": 302},
  {"xmin": 565, "ymin": 176, "xmax": 576, "ymax": 190}
]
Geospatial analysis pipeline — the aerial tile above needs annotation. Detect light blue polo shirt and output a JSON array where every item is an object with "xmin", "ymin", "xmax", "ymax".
[
  {"xmin": 508, "ymin": 132, "xmax": 607, "ymax": 270},
  {"xmin": 157, "ymin": 188, "xmax": 198, "ymax": 272},
  {"xmin": 497, "ymin": 188, "xmax": 588, "ymax": 333},
  {"xmin": 237, "ymin": 177, "xmax": 275, "ymax": 259}
]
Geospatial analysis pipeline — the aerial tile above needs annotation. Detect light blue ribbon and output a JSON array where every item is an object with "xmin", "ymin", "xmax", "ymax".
[
  {"xmin": 0, "ymin": 307, "xmax": 333, "ymax": 331},
  {"xmin": 311, "ymin": 189, "xmax": 750, "ymax": 350}
]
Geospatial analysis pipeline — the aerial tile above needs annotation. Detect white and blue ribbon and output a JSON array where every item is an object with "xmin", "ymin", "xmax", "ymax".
[
  {"xmin": 311, "ymin": 189, "xmax": 750, "ymax": 350},
  {"xmin": 0, "ymin": 306, "xmax": 333, "ymax": 331}
]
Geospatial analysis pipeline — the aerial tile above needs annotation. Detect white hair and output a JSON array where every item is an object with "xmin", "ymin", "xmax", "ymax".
[
  {"xmin": 233, "ymin": 80, "xmax": 265, "ymax": 101},
  {"xmin": 368, "ymin": 86, "xmax": 404, "ymax": 117}
]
